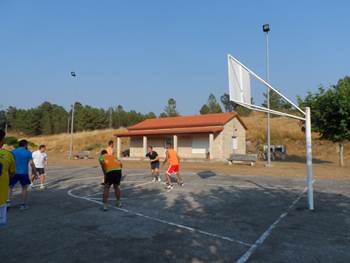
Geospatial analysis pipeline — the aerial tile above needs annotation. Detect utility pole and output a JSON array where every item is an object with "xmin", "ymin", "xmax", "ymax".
[
  {"xmin": 109, "ymin": 107, "xmax": 113, "ymax": 129},
  {"xmin": 69, "ymin": 71, "xmax": 76, "ymax": 159},
  {"xmin": 263, "ymin": 23, "xmax": 272, "ymax": 167}
]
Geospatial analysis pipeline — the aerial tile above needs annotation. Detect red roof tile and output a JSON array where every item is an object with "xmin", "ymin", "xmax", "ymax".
[{"xmin": 128, "ymin": 112, "xmax": 246, "ymax": 130}]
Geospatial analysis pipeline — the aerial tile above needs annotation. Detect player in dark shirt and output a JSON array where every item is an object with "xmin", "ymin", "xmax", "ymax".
[{"xmin": 145, "ymin": 146, "xmax": 161, "ymax": 182}]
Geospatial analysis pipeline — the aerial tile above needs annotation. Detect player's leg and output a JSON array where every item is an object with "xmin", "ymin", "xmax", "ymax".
[
  {"xmin": 174, "ymin": 165, "xmax": 184, "ymax": 186},
  {"xmin": 39, "ymin": 169, "xmax": 46, "ymax": 189},
  {"xmin": 113, "ymin": 170, "xmax": 122, "ymax": 207},
  {"xmin": 30, "ymin": 167, "xmax": 38, "ymax": 185},
  {"xmin": 0, "ymin": 204, "xmax": 7, "ymax": 226},
  {"xmin": 154, "ymin": 167, "xmax": 161, "ymax": 182},
  {"xmin": 151, "ymin": 168, "xmax": 156, "ymax": 182},
  {"xmin": 175, "ymin": 173, "xmax": 184, "ymax": 186},
  {"xmin": 164, "ymin": 166, "xmax": 173, "ymax": 189},
  {"xmin": 102, "ymin": 183, "xmax": 111, "ymax": 211},
  {"xmin": 20, "ymin": 174, "xmax": 31, "ymax": 210},
  {"xmin": 8, "ymin": 175, "xmax": 19, "ymax": 207}
]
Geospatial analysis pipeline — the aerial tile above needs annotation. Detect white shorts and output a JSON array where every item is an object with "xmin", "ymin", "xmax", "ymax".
[{"xmin": 0, "ymin": 204, "xmax": 7, "ymax": 226}]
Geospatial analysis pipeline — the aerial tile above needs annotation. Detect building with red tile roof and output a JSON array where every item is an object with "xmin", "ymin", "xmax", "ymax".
[{"xmin": 115, "ymin": 112, "xmax": 247, "ymax": 160}]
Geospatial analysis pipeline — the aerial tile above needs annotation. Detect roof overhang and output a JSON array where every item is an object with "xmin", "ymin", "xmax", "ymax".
[{"xmin": 115, "ymin": 125, "xmax": 224, "ymax": 138}]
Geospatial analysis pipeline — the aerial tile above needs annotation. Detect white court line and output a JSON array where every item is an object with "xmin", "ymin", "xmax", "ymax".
[
  {"xmin": 83, "ymin": 181, "xmax": 153, "ymax": 198},
  {"xmin": 192, "ymin": 182, "xmax": 302, "ymax": 191},
  {"xmin": 68, "ymin": 186, "xmax": 251, "ymax": 247},
  {"xmin": 235, "ymin": 187, "xmax": 307, "ymax": 263}
]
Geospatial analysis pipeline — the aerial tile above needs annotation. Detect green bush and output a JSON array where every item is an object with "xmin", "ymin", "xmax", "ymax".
[{"xmin": 4, "ymin": 136, "xmax": 18, "ymax": 146}]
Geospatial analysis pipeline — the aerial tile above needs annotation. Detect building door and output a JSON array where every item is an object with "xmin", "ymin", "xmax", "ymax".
[
  {"xmin": 232, "ymin": 136, "xmax": 238, "ymax": 153},
  {"xmin": 192, "ymin": 136, "xmax": 209, "ymax": 155}
]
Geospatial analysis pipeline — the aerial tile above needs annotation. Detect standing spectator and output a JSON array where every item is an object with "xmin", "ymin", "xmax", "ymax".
[
  {"xmin": 0, "ymin": 130, "xmax": 16, "ymax": 225},
  {"xmin": 31, "ymin": 145, "xmax": 48, "ymax": 189},
  {"xmin": 9, "ymin": 140, "xmax": 34, "ymax": 210}
]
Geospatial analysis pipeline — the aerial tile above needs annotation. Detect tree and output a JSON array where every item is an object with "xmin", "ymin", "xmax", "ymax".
[
  {"xmin": 199, "ymin": 94, "xmax": 222, "ymax": 114},
  {"xmin": 0, "ymin": 110, "xmax": 7, "ymax": 130},
  {"xmin": 199, "ymin": 104, "xmax": 210, "ymax": 115},
  {"xmin": 262, "ymin": 90, "xmax": 292, "ymax": 112},
  {"xmin": 220, "ymin": 93, "xmax": 235, "ymax": 112},
  {"xmin": 220, "ymin": 93, "xmax": 251, "ymax": 116},
  {"xmin": 298, "ymin": 76, "xmax": 350, "ymax": 166},
  {"xmin": 161, "ymin": 98, "xmax": 179, "ymax": 117}
]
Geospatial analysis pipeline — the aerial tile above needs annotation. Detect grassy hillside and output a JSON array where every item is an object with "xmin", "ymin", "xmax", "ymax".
[
  {"xmin": 26, "ymin": 128, "xmax": 128, "ymax": 156},
  {"xmin": 241, "ymin": 112, "xmax": 349, "ymax": 164}
]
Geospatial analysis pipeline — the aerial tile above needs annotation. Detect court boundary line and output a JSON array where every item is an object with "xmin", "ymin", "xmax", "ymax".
[
  {"xmin": 235, "ymin": 187, "xmax": 307, "ymax": 263},
  {"xmin": 82, "ymin": 181, "xmax": 154, "ymax": 198},
  {"xmin": 67, "ymin": 186, "xmax": 252, "ymax": 247}
]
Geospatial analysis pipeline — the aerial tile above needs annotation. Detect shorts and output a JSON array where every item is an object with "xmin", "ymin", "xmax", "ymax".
[
  {"xmin": 0, "ymin": 204, "xmax": 7, "ymax": 226},
  {"xmin": 33, "ymin": 167, "xmax": 45, "ymax": 175},
  {"xmin": 151, "ymin": 162, "xmax": 160, "ymax": 170},
  {"xmin": 9, "ymin": 174, "xmax": 31, "ymax": 188},
  {"xmin": 167, "ymin": 165, "xmax": 179, "ymax": 174},
  {"xmin": 105, "ymin": 170, "xmax": 122, "ymax": 186}
]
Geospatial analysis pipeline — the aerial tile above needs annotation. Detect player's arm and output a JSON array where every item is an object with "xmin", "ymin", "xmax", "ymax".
[
  {"xmin": 163, "ymin": 151, "xmax": 168, "ymax": 165},
  {"xmin": 44, "ymin": 155, "xmax": 48, "ymax": 168},
  {"xmin": 176, "ymin": 154, "xmax": 180, "ymax": 163},
  {"xmin": 9, "ymin": 154, "xmax": 16, "ymax": 178},
  {"xmin": 98, "ymin": 157, "xmax": 106, "ymax": 174}
]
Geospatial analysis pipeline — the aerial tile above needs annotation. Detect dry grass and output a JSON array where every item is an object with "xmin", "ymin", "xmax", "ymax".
[
  {"xmin": 26, "ymin": 128, "xmax": 129, "ymax": 156},
  {"xmin": 241, "ymin": 112, "xmax": 350, "ymax": 164}
]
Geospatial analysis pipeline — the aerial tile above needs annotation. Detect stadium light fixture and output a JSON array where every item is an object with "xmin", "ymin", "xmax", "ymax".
[{"xmin": 262, "ymin": 24, "xmax": 270, "ymax": 33}]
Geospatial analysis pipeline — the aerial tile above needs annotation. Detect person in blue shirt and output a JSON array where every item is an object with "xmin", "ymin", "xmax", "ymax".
[{"xmin": 9, "ymin": 140, "xmax": 34, "ymax": 210}]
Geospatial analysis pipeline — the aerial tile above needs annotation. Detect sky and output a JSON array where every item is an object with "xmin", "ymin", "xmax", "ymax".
[{"xmin": 1, "ymin": 0, "xmax": 349, "ymax": 115}]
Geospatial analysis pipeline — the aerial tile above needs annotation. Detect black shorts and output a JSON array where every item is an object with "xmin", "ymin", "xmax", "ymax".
[
  {"xmin": 33, "ymin": 167, "xmax": 45, "ymax": 176},
  {"xmin": 151, "ymin": 162, "xmax": 160, "ymax": 170},
  {"xmin": 105, "ymin": 170, "xmax": 122, "ymax": 186}
]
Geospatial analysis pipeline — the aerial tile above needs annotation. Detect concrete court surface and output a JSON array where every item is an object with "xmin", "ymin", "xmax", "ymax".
[{"xmin": 0, "ymin": 166, "xmax": 349, "ymax": 263}]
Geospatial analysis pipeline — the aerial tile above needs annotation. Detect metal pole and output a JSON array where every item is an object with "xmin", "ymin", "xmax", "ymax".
[
  {"xmin": 266, "ymin": 31, "xmax": 272, "ymax": 167},
  {"xmin": 109, "ymin": 107, "xmax": 112, "ymax": 129},
  {"xmin": 69, "ymin": 104, "xmax": 75, "ymax": 159},
  {"xmin": 305, "ymin": 107, "xmax": 314, "ymax": 210},
  {"xmin": 67, "ymin": 114, "xmax": 70, "ymax": 134}
]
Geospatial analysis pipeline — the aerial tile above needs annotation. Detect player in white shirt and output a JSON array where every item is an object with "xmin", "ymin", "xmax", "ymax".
[{"xmin": 31, "ymin": 145, "xmax": 48, "ymax": 189}]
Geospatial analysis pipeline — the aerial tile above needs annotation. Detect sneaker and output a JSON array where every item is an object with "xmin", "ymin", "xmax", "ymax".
[
  {"xmin": 157, "ymin": 177, "xmax": 162, "ymax": 183},
  {"xmin": 29, "ymin": 183, "xmax": 34, "ymax": 189},
  {"xmin": 102, "ymin": 204, "xmax": 108, "ymax": 212},
  {"xmin": 115, "ymin": 201, "xmax": 122, "ymax": 208},
  {"xmin": 165, "ymin": 184, "xmax": 173, "ymax": 190},
  {"xmin": 178, "ymin": 182, "xmax": 184, "ymax": 187},
  {"xmin": 40, "ymin": 184, "xmax": 45, "ymax": 190},
  {"xmin": 19, "ymin": 204, "xmax": 28, "ymax": 211},
  {"xmin": 152, "ymin": 178, "xmax": 157, "ymax": 182}
]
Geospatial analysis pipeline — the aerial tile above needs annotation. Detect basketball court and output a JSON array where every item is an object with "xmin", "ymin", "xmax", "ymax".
[{"xmin": 1, "ymin": 166, "xmax": 349, "ymax": 263}]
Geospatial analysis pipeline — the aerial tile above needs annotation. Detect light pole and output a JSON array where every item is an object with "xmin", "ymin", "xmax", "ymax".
[
  {"xmin": 263, "ymin": 23, "xmax": 272, "ymax": 167},
  {"xmin": 69, "ymin": 71, "xmax": 76, "ymax": 159}
]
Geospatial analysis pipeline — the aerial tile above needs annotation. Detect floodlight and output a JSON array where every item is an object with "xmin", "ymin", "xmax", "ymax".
[{"xmin": 262, "ymin": 24, "xmax": 270, "ymax": 33}]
